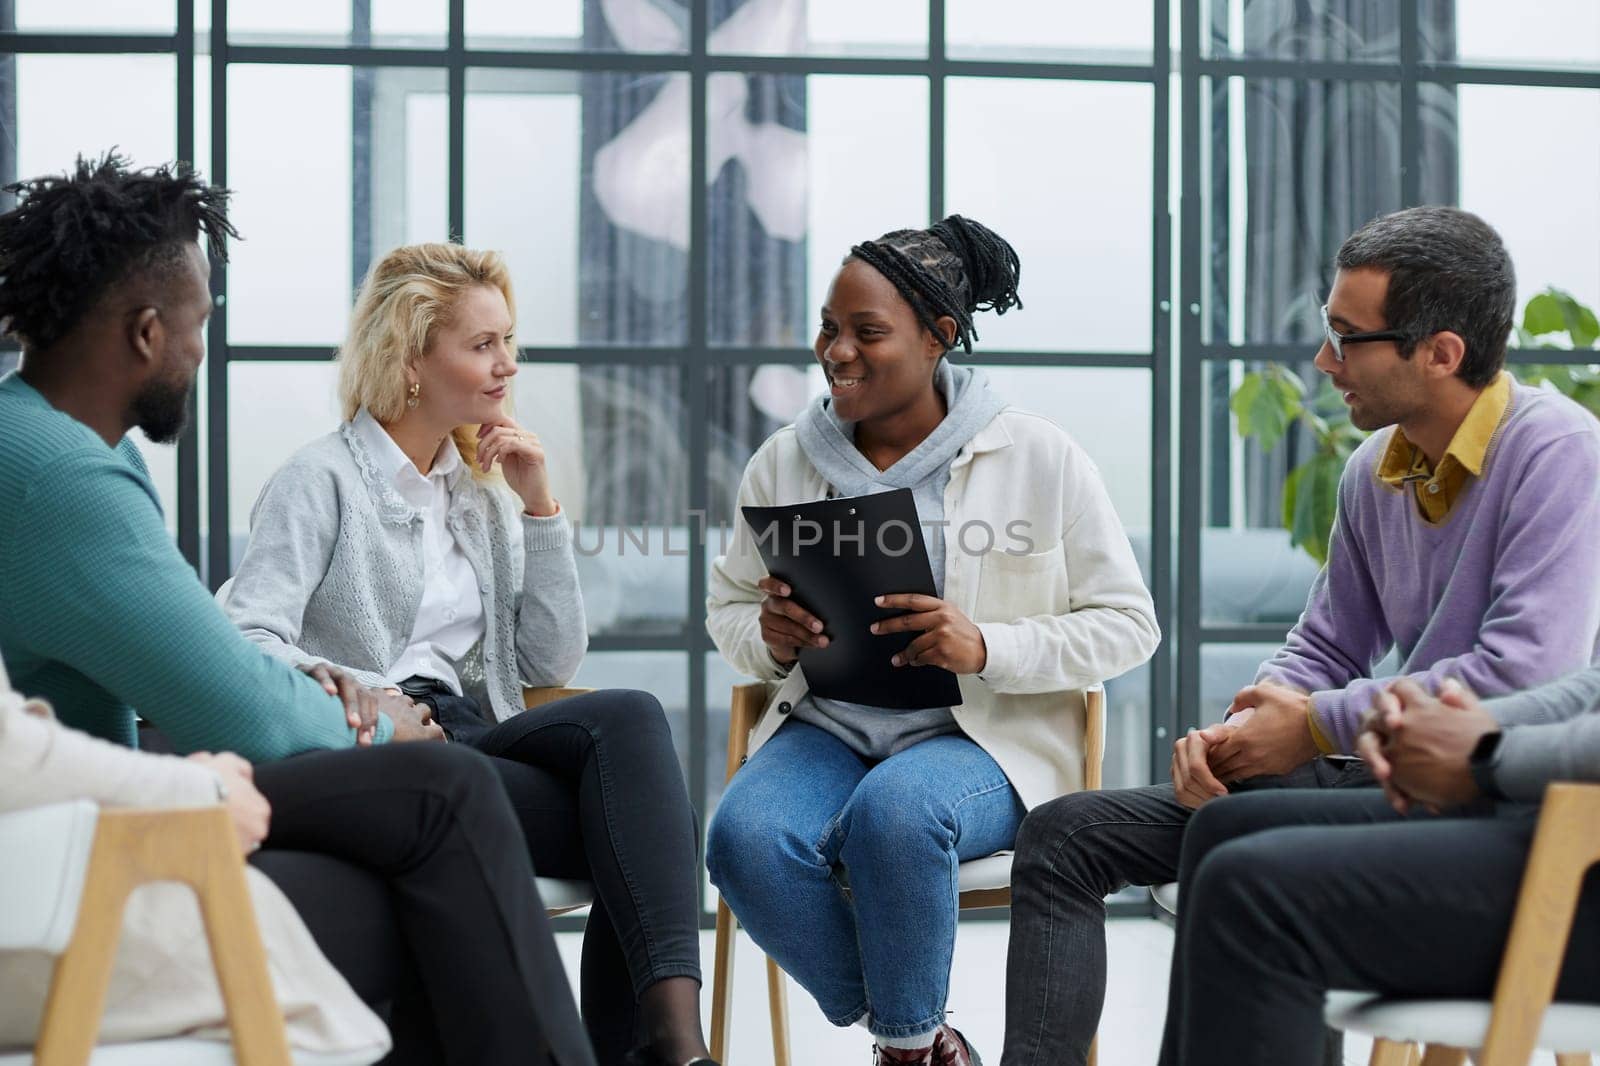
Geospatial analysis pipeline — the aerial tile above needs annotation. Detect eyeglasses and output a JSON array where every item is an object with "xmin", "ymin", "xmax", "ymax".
[{"xmin": 1321, "ymin": 304, "xmax": 1405, "ymax": 362}]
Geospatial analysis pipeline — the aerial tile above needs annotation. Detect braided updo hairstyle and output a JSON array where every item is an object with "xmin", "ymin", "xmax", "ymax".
[{"xmin": 847, "ymin": 215, "xmax": 1022, "ymax": 355}]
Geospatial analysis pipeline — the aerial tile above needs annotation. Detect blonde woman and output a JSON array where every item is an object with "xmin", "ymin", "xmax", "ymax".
[{"xmin": 225, "ymin": 244, "xmax": 713, "ymax": 1066}]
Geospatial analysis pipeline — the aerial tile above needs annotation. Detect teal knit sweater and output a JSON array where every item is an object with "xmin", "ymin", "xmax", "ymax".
[{"xmin": 0, "ymin": 373, "xmax": 387, "ymax": 758}]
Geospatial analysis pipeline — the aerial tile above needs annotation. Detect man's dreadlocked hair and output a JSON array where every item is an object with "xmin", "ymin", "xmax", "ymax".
[
  {"xmin": 848, "ymin": 215, "xmax": 1022, "ymax": 354},
  {"xmin": 0, "ymin": 151, "xmax": 236, "ymax": 351}
]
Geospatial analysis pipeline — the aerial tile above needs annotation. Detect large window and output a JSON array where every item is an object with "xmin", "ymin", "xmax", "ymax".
[{"xmin": 4, "ymin": 0, "xmax": 1595, "ymax": 920}]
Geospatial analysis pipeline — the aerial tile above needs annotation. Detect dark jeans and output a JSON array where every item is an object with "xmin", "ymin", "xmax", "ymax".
[
  {"xmin": 1001, "ymin": 760, "xmax": 1373, "ymax": 1066},
  {"xmin": 1158, "ymin": 788, "xmax": 1600, "ymax": 1066},
  {"xmin": 248, "ymin": 742, "xmax": 595, "ymax": 1066},
  {"xmin": 406, "ymin": 682, "xmax": 703, "ymax": 1066}
]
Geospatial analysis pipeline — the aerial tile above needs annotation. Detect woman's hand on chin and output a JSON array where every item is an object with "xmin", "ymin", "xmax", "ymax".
[{"xmin": 477, "ymin": 419, "xmax": 559, "ymax": 516}]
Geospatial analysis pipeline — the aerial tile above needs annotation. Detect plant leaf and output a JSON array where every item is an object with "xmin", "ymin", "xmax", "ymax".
[
  {"xmin": 1524, "ymin": 291, "xmax": 1566, "ymax": 336},
  {"xmin": 1287, "ymin": 453, "xmax": 1344, "ymax": 565},
  {"xmin": 1556, "ymin": 291, "xmax": 1600, "ymax": 348}
]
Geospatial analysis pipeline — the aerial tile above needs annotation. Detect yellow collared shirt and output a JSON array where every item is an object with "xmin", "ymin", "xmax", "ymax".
[{"xmin": 1375, "ymin": 371, "xmax": 1512, "ymax": 523}]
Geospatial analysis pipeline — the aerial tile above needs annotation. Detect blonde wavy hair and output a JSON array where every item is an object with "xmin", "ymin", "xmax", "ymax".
[{"xmin": 336, "ymin": 243, "xmax": 516, "ymax": 479}]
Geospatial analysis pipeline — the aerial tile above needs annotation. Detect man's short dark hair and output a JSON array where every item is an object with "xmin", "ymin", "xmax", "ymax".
[
  {"xmin": 0, "ymin": 151, "xmax": 236, "ymax": 351},
  {"xmin": 1335, "ymin": 205, "xmax": 1515, "ymax": 388}
]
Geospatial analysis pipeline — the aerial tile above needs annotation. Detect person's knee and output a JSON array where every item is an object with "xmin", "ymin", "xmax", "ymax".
[
  {"xmin": 1181, "ymin": 794, "xmax": 1285, "ymax": 884},
  {"xmin": 1012, "ymin": 789, "xmax": 1169, "ymax": 903},
  {"xmin": 705, "ymin": 789, "xmax": 790, "ymax": 894},
  {"xmin": 839, "ymin": 772, "xmax": 949, "ymax": 855},
  {"xmin": 382, "ymin": 742, "xmax": 506, "ymax": 816},
  {"xmin": 1011, "ymin": 792, "xmax": 1106, "ymax": 877},
  {"xmin": 1186, "ymin": 836, "xmax": 1281, "ymax": 943},
  {"xmin": 572, "ymin": 687, "xmax": 673, "ymax": 741}
]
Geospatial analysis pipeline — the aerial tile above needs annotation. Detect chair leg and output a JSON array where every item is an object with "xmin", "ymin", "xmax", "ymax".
[
  {"xmin": 710, "ymin": 899, "xmax": 737, "ymax": 1064},
  {"xmin": 1419, "ymin": 1046, "xmax": 1468, "ymax": 1066},
  {"xmin": 1368, "ymin": 1039, "xmax": 1419, "ymax": 1066},
  {"xmin": 1088, "ymin": 1033, "xmax": 1098, "ymax": 1066},
  {"xmin": 1556, "ymin": 1055, "xmax": 1592, "ymax": 1066},
  {"xmin": 767, "ymin": 956, "xmax": 792, "ymax": 1066}
]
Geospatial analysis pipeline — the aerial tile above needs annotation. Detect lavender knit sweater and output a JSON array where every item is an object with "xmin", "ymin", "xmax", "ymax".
[{"xmin": 1258, "ymin": 380, "xmax": 1600, "ymax": 753}]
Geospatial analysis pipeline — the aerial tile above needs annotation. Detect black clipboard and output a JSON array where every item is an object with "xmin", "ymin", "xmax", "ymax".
[{"xmin": 741, "ymin": 488, "xmax": 963, "ymax": 710}]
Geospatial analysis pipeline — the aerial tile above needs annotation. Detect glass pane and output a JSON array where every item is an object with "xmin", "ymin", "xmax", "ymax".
[
  {"xmin": 14, "ymin": 0, "xmax": 173, "ymax": 32},
  {"xmin": 1198, "ymin": 642, "xmax": 1284, "ymax": 724},
  {"xmin": 987, "ymin": 367, "xmax": 1150, "ymax": 531},
  {"xmin": 1199, "ymin": 359, "xmax": 1327, "ymax": 624},
  {"xmin": 1197, "ymin": 0, "xmax": 1426, "ymax": 63},
  {"xmin": 707, "ymin": 74, "xmax": 928, "ymax": 348},
  {"xmin": 226, "ymin": 363, "xmax": 343, "ymax": 568},
  {"xmin": 1200, "ymin": 77, "xmax": 1403, "ymax": 348},
  {"xmin": 129, "ymin": 428, "xmax": 179, "ymax": 536},
  {"xmin": 226, "ymin": 0, "xmax": 447, "ymax": 47},
  {"xmin": 571, "ymin": 651, "xmax": 691, "ymax": 776},
  {"xmin": 534, "ymin": 362, "xmax": 689, "ymax": 637},
  {"xmin": 947, "ymin": 0, "xmax": 1151, "ymax": 63},
  {"xmin": 228, "ymin": 66, "xmax": 448, "ymax": 346},
  {"xmin": 6, "ymin": 55, "xmax": 175, "ymax": 187},
  {"xmin": 946, "ymin": 79, "xmax": 1153, "ymax": 352},
  {"xmin": 466, "ymin": 0, "xmax": 682, "ymax": 54},
  {"xmin": 710, "ymin": 0, "xmax": 927, "ymax": 58},
  {"xmin": 466, "ymin": 68, "xmax": 688, "ymax": 347},
  {"xmin": 1459, "ymin": 86, "xmax": 1600, "ymax": 316},
  {"xmin": 1454, "ymin": 0, "xmax": 1600, "ymax": 69}
]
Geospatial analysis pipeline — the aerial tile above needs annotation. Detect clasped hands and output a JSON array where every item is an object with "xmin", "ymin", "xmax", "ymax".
[
  {"xmin": 1356, "ymin": 677, "xmax": 1498, "ymax": 814},
  {"xmin": 756, "ymin": 576, "xmax": 988, "ymax": 675},
  {"xmin": 300, "ymin": 662, "xmax": 444, "ymax": 744},
  {"xmin": 1171, "ymin": 674, "xmax": 1499, "ymax": 813},
  {"xmin": 1170, "ymin": 680, "xmax": 1321, "ymax": 808}
]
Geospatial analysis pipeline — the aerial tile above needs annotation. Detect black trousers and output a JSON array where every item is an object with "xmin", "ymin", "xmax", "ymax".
[
  {"xmin": 410, "ymin": 684, "xmax": 703, "ymax": 1066},
  {"xmin": 1158, "ymin": 788, "xmax": 1600, "ymax": 1066},
  {"xmin": 1001, "ymin": 760, "xmax": 1372, "ymax": 1066},
  {"xmin": 248, "ymin": 742, "xmax": 596, "ymax": 1066}
]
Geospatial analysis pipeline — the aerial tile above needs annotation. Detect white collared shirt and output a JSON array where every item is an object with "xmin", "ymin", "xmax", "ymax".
[{"xmin": 352, "ymin": 409, "xmax": 485, "ymax": 696}]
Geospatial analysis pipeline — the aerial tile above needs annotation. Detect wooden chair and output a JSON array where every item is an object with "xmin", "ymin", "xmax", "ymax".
[
  {"xmin": 0, "ymin": 801, "xmax": 372, "ymax": 1066},
  {"xmin": 708, "ymin": 682, "xmax": 1106, "ymax": 1066},
  {"xmin": 1324, "ymin": 782, "xmax": 1600, "ymax": 1066},
  {"xmin": 522, "ymin": 686, "xmax": 600, "ymax": 917}
]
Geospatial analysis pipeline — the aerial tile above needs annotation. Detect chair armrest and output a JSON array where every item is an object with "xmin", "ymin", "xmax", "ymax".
[
  {"xmin": 1481, "ymin": 782, "xmax": 1600, "ymax": 1066},
  {"xmin": 523, "ymin": 686, "xmax": 596, "ymax": 709},
  {"xmin": 33, "ymin": 806, "xmax": 292, "ymax": 1066}
]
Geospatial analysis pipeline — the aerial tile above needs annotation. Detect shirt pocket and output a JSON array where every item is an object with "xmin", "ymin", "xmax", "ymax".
[{"xmin": 974, "ymin": 540, "xmax": 1069, "ymax": 623}]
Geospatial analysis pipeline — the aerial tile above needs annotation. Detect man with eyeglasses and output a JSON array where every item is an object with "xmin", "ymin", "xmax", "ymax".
[{"xmin": 999, "ymin": 205, "xmax": 1600, "ymax": 1066}]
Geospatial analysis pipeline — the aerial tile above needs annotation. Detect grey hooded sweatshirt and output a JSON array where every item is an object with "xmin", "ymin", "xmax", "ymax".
[{"xmin": 789, "ymin": 360, "xmax": 1007, "ymax": 759}]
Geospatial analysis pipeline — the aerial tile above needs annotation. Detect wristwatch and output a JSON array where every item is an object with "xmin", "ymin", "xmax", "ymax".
[{"xmin": 1468, "ymin": 730, "xmax": 1507, "ymax": 801}]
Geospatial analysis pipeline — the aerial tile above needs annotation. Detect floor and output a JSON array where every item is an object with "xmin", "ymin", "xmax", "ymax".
[{"xmin": 551, "ymin": 917, "xmax": 1390, "ymax": 1066}]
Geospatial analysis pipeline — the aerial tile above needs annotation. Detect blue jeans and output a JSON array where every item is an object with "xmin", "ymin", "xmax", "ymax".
[{"xmin": 706, "ymin": 720, "xmax": 1026, "ymax": 1041}]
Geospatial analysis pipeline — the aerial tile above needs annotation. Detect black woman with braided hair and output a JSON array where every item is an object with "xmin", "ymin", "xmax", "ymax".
[{"xmin": 705, "ymin": 216, "xmax": 1160, "ymax": 1065}]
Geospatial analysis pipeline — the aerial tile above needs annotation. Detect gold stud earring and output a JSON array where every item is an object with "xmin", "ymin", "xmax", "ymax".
[{"xmin": 406, "ymin": 381, "xmax": 420, "ymax": 409}]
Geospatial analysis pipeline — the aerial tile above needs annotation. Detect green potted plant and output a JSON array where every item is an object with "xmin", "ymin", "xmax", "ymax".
[{"xmin": 1230, "ymin": 287, "xmax": 1600, "ymax": 565}]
